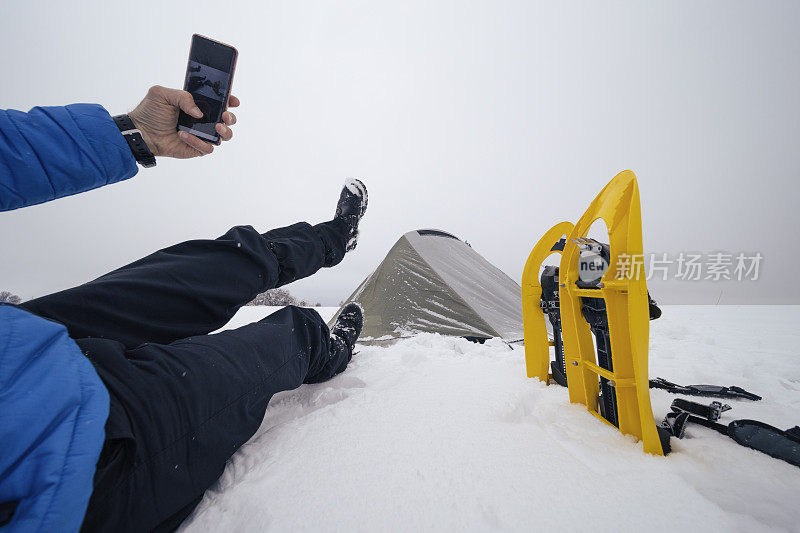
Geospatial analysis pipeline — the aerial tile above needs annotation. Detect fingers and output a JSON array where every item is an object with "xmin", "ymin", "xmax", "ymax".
[
  {"xmin": 216, "ymin": 123, "xmax": 233, "ymax": 141},
  {"xmin": 219, "ymin": 110, "xmax": 236, "ymax": 141},
  {"xmin": 228, "ymin": 94, "xmax": 240, "ymax": 107},
  {"xmin": 222, "ymin": 110, "xmax": 236, "ymax": 125},
  {"xmin": 178, "ymin": 131, "xmax": 214, "ymax": 155},
  {"xmin": 157, "ymin": 86, "xmax": 203, "ymax": 118}
]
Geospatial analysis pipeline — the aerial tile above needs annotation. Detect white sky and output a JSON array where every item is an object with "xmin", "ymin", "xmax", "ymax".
[{"xmin": 1, "ymin": 0, "xmax": 798, "ymax": 305}]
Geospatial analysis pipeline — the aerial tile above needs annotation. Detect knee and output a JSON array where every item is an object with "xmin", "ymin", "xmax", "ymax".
[{"xmin": 283, "ymin": 305, "xmax": 324, "ymax": 326}]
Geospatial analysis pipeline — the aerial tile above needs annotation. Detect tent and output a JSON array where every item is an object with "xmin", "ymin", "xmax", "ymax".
[{"xmin": 330, "ymin": 229, "xmax": 526, "ymax": 344}]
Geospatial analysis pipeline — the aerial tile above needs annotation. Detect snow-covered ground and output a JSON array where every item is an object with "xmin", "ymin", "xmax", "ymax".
[
  {"xmin": 216, "ymin": 306, "xmax": 339, "ymax": 331},
  {"xmin": 184, "ymin": 305, "xmax": 800, "ymax": 532}
]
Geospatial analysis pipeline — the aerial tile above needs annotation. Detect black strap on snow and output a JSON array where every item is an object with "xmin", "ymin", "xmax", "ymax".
[
  {"xmin": 661, "ymin": 399, "xmax": 730, "ymax": 438},
  {"xmin": 660, "ymin": 400, "xmax": 800, "ymax": 468},
  {"xmin": 671, "ymin": 398, "xmax": 731, "ymax": 422},
  {"xmin": 650, "ymin": 377, "xmax": 762, "ymax": 401},
  {"xmin": 661, "ymin": 411, "xmax": 690, "ymax": 439},
  {"xmin": 686, "ymin": 416, "xmax": 729, "ymax": 435},
  {"xmin": 728, "ymin": 420, "xmax": 800, "ymax": 468}
]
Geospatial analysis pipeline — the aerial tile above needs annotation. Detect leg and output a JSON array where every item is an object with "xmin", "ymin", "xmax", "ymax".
[
  {"xmin": 79, "ymin": 306, "xmax": 350, "ymax": 532},
  {"xmin": 22, "ymin": 220, "xmax": 349, "ymax": 348}
]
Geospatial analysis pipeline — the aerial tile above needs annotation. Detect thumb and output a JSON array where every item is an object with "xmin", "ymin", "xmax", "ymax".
[{"xmin": 163, "ymin": 88, "xmax": 203, "ymax": 118}]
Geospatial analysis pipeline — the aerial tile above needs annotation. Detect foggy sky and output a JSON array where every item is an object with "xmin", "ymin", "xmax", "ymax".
[{"xmin": 1, "ymin": 0, "xmax": 799, "ymax": 305}]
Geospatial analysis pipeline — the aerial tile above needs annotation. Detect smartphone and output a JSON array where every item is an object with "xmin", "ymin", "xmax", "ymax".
[{"xmin": 177, "ymin": 34, "xmax": 238, "ymax": 145}]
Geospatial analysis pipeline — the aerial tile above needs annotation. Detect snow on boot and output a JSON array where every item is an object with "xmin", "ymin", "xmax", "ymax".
[
  {"xmin": 331, "ymin": 302, "xmax": 364, "ymax": 352},
  {"xmin": 334, "ymin": 179, "xmax": 368, "ymax": 252}
]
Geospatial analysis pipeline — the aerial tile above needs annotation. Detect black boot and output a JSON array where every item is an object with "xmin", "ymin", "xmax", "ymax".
[
  {"xmin": 334, "ymin": 179, "xmax": 368, "ymax": 252},
  {"xmin": 331, "ymin": 302, "xmax": 364, "ymax": 350},
  {"xmin": 304, "ymin": 302, "xmax": 364, "ymax": 384},
  {"xmin": 315, "ymin": 179, "xmax": 369, "ymax": 268}
]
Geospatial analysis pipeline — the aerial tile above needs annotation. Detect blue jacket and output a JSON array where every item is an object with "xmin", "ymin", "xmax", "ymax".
[{"xmin": 0, "ymin": 104, "xmax": 138, "ymax": 531}]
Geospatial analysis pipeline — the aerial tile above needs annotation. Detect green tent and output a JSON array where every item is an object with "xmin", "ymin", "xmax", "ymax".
[{"xmin": 330, "ymin": 229, "xmax": 526, "ymax": 344}]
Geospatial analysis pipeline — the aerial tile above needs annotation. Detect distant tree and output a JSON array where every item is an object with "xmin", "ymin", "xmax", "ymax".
[
  {"xmin": 246, "ymin": 288, "xmax": 298, "ymax": 306},
  {"xmin": 0, "ymin": 291, "xmax": 21, "ymax": 304},
  {"xmin": 338, "ymin": 300, "xmax": 345, "ymax": 307},
  {"xmin": 246, "ymin": 289, "xmax": 326, "ymax": 307}
]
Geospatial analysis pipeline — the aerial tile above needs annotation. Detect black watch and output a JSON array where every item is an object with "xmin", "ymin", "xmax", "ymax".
[{"xmin": 113, "ymin": 114, "xmax": 156, "ymax": 168}]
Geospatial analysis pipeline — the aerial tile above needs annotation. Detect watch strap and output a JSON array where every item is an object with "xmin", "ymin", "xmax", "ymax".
[{"xmin": 113, "ymin": 114, "xmax": 156, "ymax": 168}]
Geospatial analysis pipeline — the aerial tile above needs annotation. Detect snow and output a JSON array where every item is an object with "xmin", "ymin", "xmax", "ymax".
[
  {"xmin": 184, "ymin": 305, "xmax": 800, "ymax": 532},
  {"xmin": 218, "ymin": 306, "xmax": 339, "ymax": 331},
  {"xmin": 343, "ymin": 178, "xmax": 364, "ymax": 196}
]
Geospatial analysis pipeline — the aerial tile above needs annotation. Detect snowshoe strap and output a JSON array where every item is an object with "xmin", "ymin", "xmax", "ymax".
[
  {"xmin": 685, "ymin": 415, "xmax": 729, "ymax": 436},
  {"xmin": 540, "ymin": 265, "xmax": 568, "ymax": 387},
  {"xmin": 550, "ymin": 238, "xmax": 566, "ymax": 252},
  {"xmin": 579, "ymin": 292, "xmax": 618, "ymax": 428},
  {"xmin": 662, "ymin": 398, "xmax": 730, "ymax": 436},
  {"xmin": 725, "ymin": 386, "xmax": 762, "ymax": 401},
  {"xmin": 650, "ymin": 377, "xmax": 762, "ymax": 401},
  {"xmin": 660, "ymin": 411, "xmax": 691, "ymax": 439},
  {"xmin": 661, "ymin": 404, "xmax": 800, "ymax": 469},
  {"xmin": 727, "ymin": 420, "xmax": 800, "ymax": 468},
  {"xmin": 670, "ymin": 398, "xmax": 731, "ymax": 422}
]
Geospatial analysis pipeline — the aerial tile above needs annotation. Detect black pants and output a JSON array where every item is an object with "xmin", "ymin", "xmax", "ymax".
[{"xmin": 21, "ymin": 221, "xmax": 352, "ymax": 532}]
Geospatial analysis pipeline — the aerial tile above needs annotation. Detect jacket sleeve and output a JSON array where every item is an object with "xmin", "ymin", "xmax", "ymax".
[{"xmin": 0, "ymin": 104, "xmax": 139, "ymax": 212}]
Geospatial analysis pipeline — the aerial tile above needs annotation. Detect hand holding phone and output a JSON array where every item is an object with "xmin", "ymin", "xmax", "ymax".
[
  {"xmin": 177, "ymin": 34, "xmax": 238, "ymax": 145},
  {"xmin": 128, "ymin": 86, "xmax": 238, "ymax": 159},
  {"xmin": 127, "ymin": 34, "xmax": 239, "ymax": 159}
]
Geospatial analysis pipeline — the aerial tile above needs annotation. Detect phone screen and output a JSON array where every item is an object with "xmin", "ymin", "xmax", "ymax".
[{"xmin": 177, "ymin": 35, "xmax": 237, "ymax": 144}]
